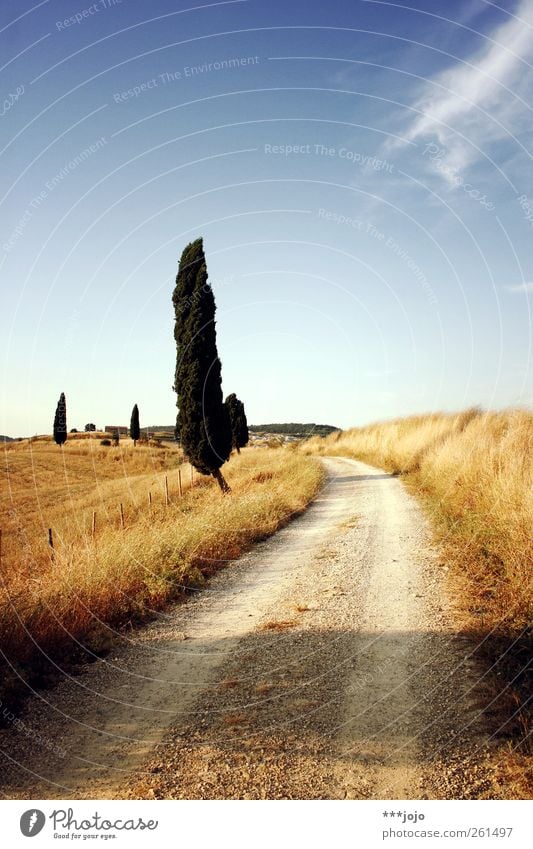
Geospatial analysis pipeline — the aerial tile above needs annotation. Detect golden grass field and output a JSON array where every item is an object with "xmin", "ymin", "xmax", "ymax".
[
  {"xmin": 302, "ymin": 408, "xmax": 533, "ymax": 754},
  {"xmin": 0, "ymin": 436, "xmax": 323, "ymax": 703}
]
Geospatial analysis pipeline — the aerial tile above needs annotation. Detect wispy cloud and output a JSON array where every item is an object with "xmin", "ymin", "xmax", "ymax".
[
  {"xmin": 397, "ymin": 0, "xmax": 533, "ymax": 175},
  {"xmin": 506, "ymin": 281, "xmax": 533, "ymax": 293}
]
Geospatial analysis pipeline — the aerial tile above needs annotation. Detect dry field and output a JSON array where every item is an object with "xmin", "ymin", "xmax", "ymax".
[
  {"xmin": 1, "ymin": 435, "xmax": 183, "ymax": 582},
  {"xmin": 0, "ymin": 435, "xmax": 323, "ymax": 707},
  {"xmin": 302, "ymin": 408, "xmax": 533, "ymax": 761}
]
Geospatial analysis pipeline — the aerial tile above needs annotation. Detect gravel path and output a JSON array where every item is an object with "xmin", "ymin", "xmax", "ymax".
[{"xmin": 0, "ymin": 457, "xmax": 498, "ymax": 799}]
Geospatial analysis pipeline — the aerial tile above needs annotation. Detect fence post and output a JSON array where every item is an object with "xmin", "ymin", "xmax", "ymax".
[
  {"xmin": 119, "ymin": 503, "xmax": 125, "ymax": 529},
  {"xmin": 148, "ymin": 490, "xmax": 152, "ymax": 508},
  {"xmin": 178, "ymin": 468, "xmax": 182, "ymax": 497},
  {"xmin": 48, "ymin": 527, "xmax": 54, "ymax": 559},
  {"xmin": 165, "ymin": 475, "xmax": 169, "ymax": 506}
]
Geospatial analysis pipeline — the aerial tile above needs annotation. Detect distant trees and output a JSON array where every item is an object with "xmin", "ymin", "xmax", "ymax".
[
  {"xmin": 53, "ymin": 393, "xmax": 67, "ymax": 447},
  {"xmin": 85, "ymin": 423, "xmax": 96, "ymax": 432},
  {"xmin": 130, "ymin": 404, "xmax": 140, "ymax": 446},
  {"xmin": 172, "ymin": 238, "xmax": 232, "ymax": 492},
  {"xmin": 225, "ymin": 393, "xmax": 249, "ymax": 454},
  {"xmin": 249, "ymin": 423, "xmax": 339, "ymax": 437}
]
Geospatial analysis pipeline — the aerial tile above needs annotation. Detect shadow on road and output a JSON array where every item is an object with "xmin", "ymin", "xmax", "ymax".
[{"xmin": 0, "ymin": 622, "xmax": 523, "ymax": 800}]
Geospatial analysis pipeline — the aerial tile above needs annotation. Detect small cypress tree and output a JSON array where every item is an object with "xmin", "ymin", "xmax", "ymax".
[
  {"xmin": 172, "ymin": 238, "xmax": 232, "ymax": 492},
  {"xmin": 225, "ymin": 393, "xmax": 249, "ymax": 454},
  {"xmin": 235, "ymin": 398, "xmax": 249, "ymax": 452},
  {"xmin": 53, "ymin": 392, "xmax": 67, "ymax": 447},
  {"xmin": 130, "ymin": 404, "xmax": 140, "ymax": 446}
]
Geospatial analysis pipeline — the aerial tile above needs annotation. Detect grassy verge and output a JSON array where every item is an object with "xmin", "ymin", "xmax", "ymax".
[
  {"xmin": 302, "ymin": 409, "xmax": 532, "ymax": 763},
  {"xmin": 0, "ymin": 447, "xmax": 324, "ymax": 709}
]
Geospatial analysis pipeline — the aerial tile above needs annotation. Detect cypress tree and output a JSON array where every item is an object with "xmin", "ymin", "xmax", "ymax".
[
  {"xmin": 225, "ymin": 393, "xmax": 249, "ymax": 454},
  {"xmin": 235, "ymin": 398, "xmax": 249, "ymax": 452},
  {"xmin": 174, "ymin": 410, "xmax": 181, "ymax": 444},
  {"xmin": 172, "ymin": 238, "xmax": 232, "ymax": 492},
  {"xmin": 53, "ymin": 392, "xmax": 67, "ymax": 447},
  {"xmin": 130, "ymin": 404, "xmax": 140, "ymax": 447}
]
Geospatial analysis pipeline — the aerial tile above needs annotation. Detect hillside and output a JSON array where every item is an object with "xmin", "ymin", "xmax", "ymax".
[
  {"xmin": 141, "ymin": 423, "xmax": 340, "ymax": 439},
  {"xmin": 249, "ymin": 423, "xmax": 339, "ymax": 437}
]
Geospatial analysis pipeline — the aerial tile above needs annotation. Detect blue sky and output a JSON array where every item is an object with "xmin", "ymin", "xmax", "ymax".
[{"xmin": 1, "ymin": 0, "xmax": 532, "ymax": 435}]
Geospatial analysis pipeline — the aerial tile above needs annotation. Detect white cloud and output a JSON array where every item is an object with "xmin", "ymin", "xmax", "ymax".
[
  {"xmin": 398, "ymin": 0, "xmax": 533, "ymax": 175},
  {"xmin": 506, "ymin": 281, "xmax": 533, "ymax": 293}
]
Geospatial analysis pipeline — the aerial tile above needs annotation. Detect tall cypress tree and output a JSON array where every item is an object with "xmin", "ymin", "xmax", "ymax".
[
  {"xmin": 173, "ymin": 238, "xmax": 232, "ymax": 492},
  {"xmin": 53, "ymin": 392, "xmax": 67, "ymax": 447},
  {"xmin": 225, "ymin": 393, "xmax": 249, "ymax": 454},
  {"xmin": 130, "ymin": 404, "xmax": 140, "ymax": 447}
]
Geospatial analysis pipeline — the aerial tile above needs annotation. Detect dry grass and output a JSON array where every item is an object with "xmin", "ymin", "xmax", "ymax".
[
  {"xmin": 416, "ymin": 412, "xmax": 532, "ymax": 631},
  {"xmin": 302, "ymin": 408, "xmax": 532, "ymax": 756},
  {"xmin": 301, "ymin": 407, "xmax": 481, "ymax": 473},
  {"xmin": 0, "ymin": 440, "xmax": 323, "ymax": 705}
]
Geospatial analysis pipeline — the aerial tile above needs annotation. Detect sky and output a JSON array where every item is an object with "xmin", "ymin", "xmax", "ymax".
[{"xmin": 1, "ymin": 0, "xmax": 532, "ymax": 435}]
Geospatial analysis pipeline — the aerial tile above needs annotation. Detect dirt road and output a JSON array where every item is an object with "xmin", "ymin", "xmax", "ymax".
[{"xmin": 0, "ymin": 457, "xmax": 498, "ymax": 799}]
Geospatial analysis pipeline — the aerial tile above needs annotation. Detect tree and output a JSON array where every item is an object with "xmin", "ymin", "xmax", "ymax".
[
  {"xmin": 85, "ymin": 423, "xmax": 96, "ymax": 432},
  {"xmin": 172, "ymin": 238, "xmax": 232, "ymax": 492},
  {"xmin": 53, "ymin": 393, "xmax": 67, "ymax": 447},
  {"xmin": 225, "ymin": 393, "xmax": 249, "ymax": 454},
  {"xmin": 130, "ymin": 404, "xmax": 140, "ymax": 447}
]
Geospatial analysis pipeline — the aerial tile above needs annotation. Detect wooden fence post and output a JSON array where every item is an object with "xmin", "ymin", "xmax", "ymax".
[
  {"xmin": 119, "ymin": 503, "xmax": 125, "ymax": 529},
  {"xmin": 48, "ymin": 527, "xmax": 54, "ymax": 559},
  {"xmin": 178, "ymin": 468, "xmax": 182, "ymax": 497},
  {"xmin": 148, "ymin": 490, "xmax": 152, "ymax": 508},
  {"xmin": 165, "ymin": 475, "xmax": 169, "ymax": 506}
]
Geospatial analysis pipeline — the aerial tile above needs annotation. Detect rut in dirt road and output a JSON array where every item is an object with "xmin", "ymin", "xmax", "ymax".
[{"xmin": 0, "ymin": 458, "xmax": 496, "ymax": 800}]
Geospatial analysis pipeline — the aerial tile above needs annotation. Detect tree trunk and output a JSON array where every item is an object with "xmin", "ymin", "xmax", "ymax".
[
  {"xmin": 133, "ymin": 439, "xmax": 137, "ymax": 447},
  {"xmin": 236, "ymin": 446, "xmax": 240, "ymax": 454},
  {"xmin": 212, "ymin": 468, "xmax": 231, "ymax": 494}
]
